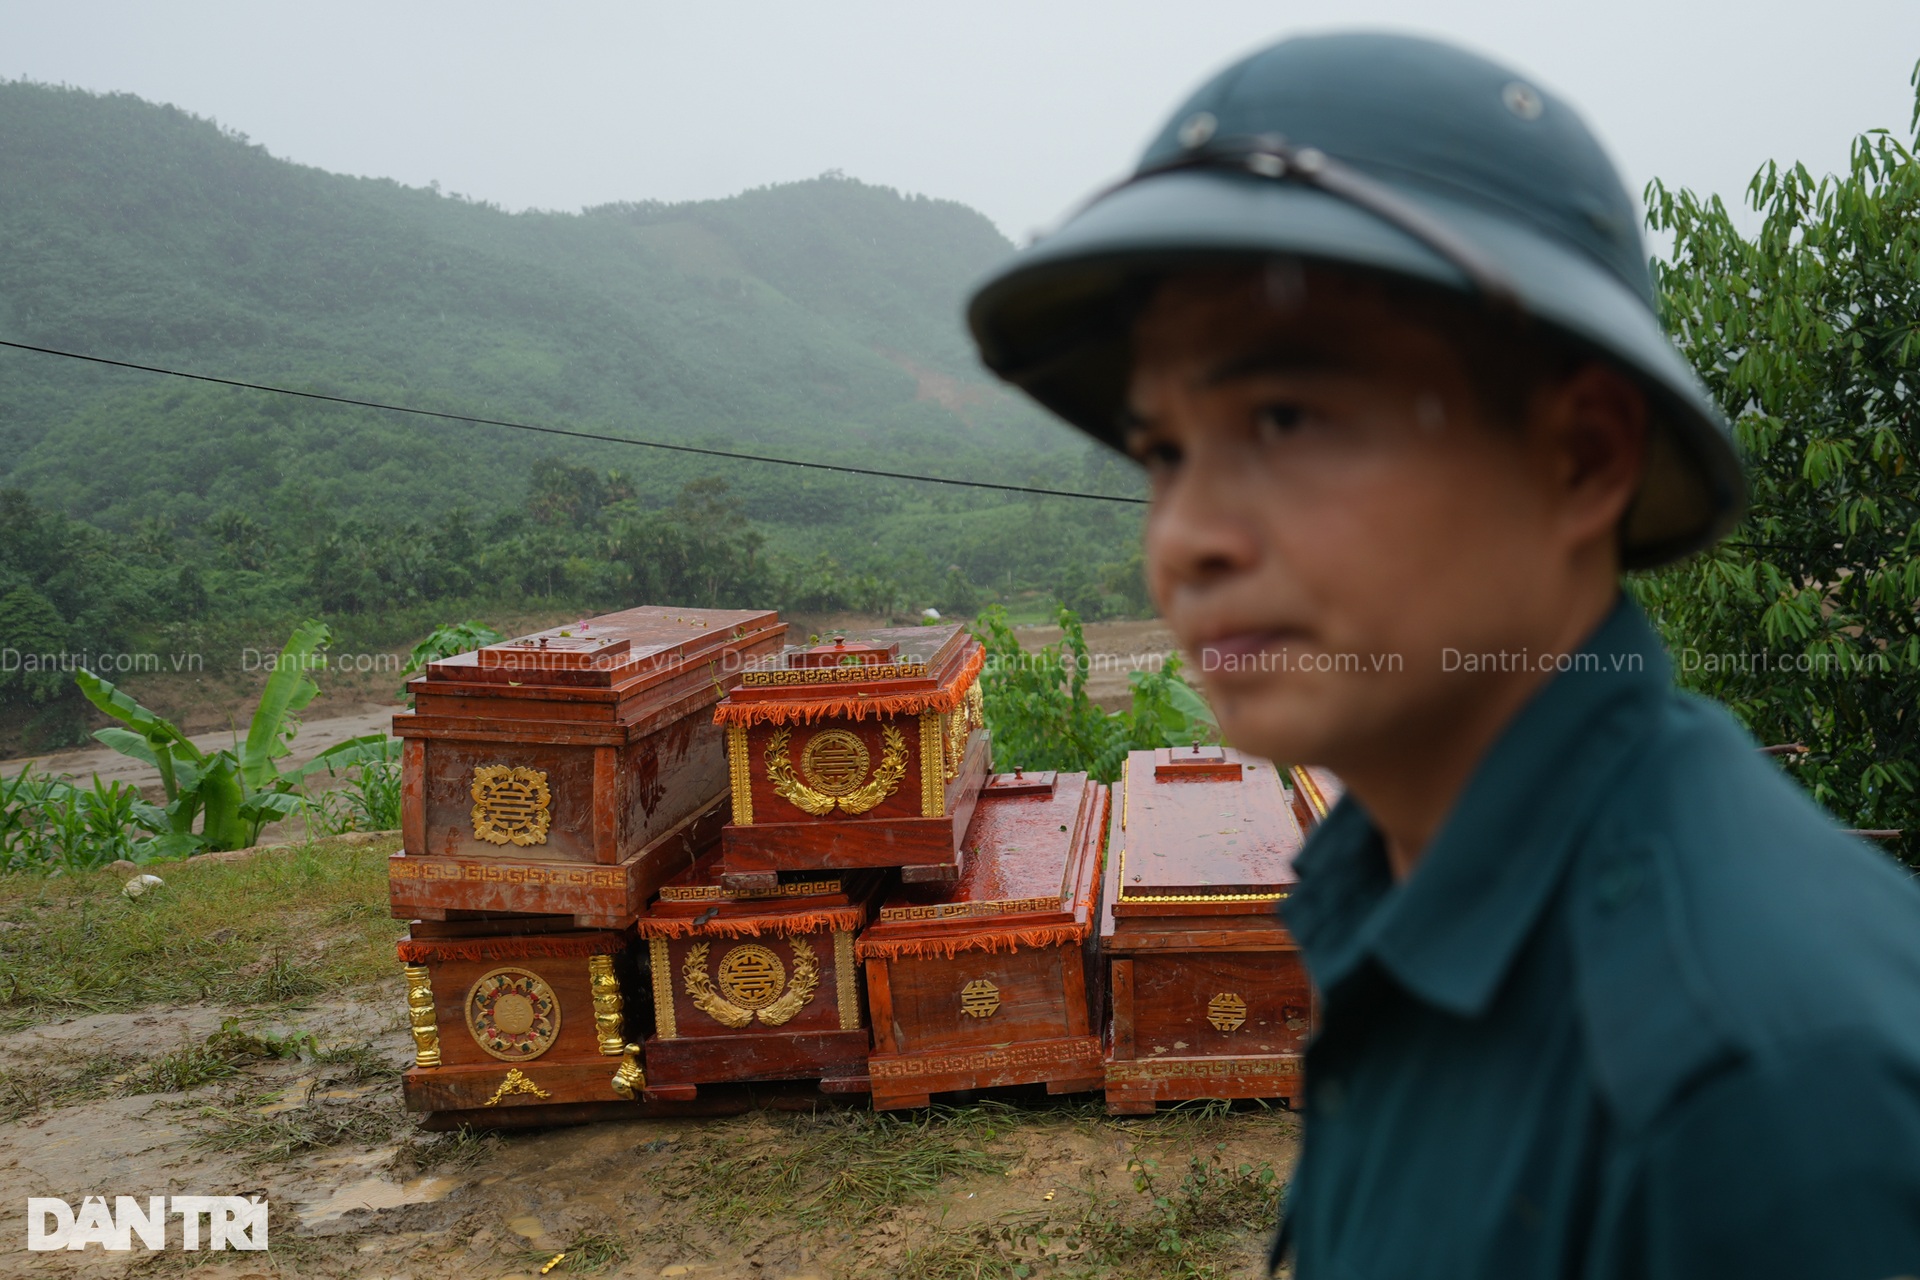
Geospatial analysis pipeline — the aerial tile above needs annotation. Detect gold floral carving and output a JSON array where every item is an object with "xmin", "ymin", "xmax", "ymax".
[
  {"xmin": 966, "ymin": 681, "xmax": 985, "ymax": 730},
  {"xmin": 404, "ymin": 964, "xmax": 440, "ymax": 1068},
  {"xmin": 611, "ymin": 1043, "xmax": 646, "ymax": 1099},
  {"xmin": 834, "ymin": 930, "xmax": 861, "ymax": 1030},
  {"xmin": 945, "ymin": 707, "xmax": 967, "ymax": 779},
  {"xmin": 650, "ymin": 937, "xmax": 677, "ymax": 1039},
  {"xmin": 960, "ymin": 979, "xmax": 1001, "ymax": 1019},
  {"xmin": 920, "ymin": 712, "xmax": 946, "ymax": 817},
  {"xmin": 727, "ymin": 724, "xmax": 754, "ymax": 826},
  {"xmin": 684, "ymin": 938, "xmax": 820, "ymax": 1028},
  {"xmin": 466, "ymin": 967, "xmax": 562, "ymax": 1062},
  {"xmin": 470, "ymin": 765, "xmax": 552, "ymax": 846},
  {"xmin": 1207, "ymin": 993, "xmax": 1249, "ymax": 1032},
  {"xmin": 766, "ymin": 725, "xmax": 906, "ymax": 817},
  {"xmin": 588, "ymin": 954, "xmax": 625, "ymax": 1056},
  {"xmin": 482, "ymin": 1067, "xmax": 552, "ymax": 1106}
]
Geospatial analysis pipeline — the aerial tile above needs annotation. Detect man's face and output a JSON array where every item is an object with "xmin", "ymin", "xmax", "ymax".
[{"xmin": 1126, "ymin": 266, "xmax": 1606, "ymax": 772}]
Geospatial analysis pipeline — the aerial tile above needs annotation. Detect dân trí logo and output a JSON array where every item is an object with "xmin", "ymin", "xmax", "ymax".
[{"xmin": 26, "ymin": 1195, "xmax": 268, "ymax": 1251}]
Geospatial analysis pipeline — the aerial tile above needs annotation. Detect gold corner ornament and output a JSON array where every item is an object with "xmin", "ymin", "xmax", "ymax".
[
  {"xmin": 649, "ymin": 937, "xmax": 677, "ymax": 1039},
  {"xmin": 920, "ymin": 712, "xmax": 946, "ymax": 817},
  {"xmin": 470, "ymin": 765, "xmax": 552, "ymax": 846},
  {"xmin": 683, "ymin": 938, "xmax": 820, "ymax": 1028},
  {"xmin": 611, "ymin": 1043, "xmax": 646, "ymax": 1099},
  {"xmin": 960, "ymin": 979, "xmax": 1001, "ymax": 1019},
  {"xmin": 1207, "ymin": 992, "xmax": 1248, "ymax": 1033},
  {"xmin": 482, "ymin": 1067, "xmax": 552, "ymax": 1107},
  {"xmin": 765, "ymin": 725, "xmax": 906, "ymax": 817},
  {"xmin": 404, "ymin": 964, "xmax": 440, "ymax": 1068},
  {"xmin": 834, "ymin": 930, "xmax": 861, "ymax": 1031},
  {"xmin": 588, "ymin": 954, "xmax": 625, "ymax": 1056},
  {"xmin": 727, "ymin": 723, "xmax": 754, "ymax": 826},
  {"xmin": 466, "ymin": 967, "xmax": 562, "ymax": 1061}
]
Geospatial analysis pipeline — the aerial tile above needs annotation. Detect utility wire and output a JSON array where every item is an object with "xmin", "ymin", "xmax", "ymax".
[{"xmin": 0, "ymin": 338, "xmax": 1147, "ymax": 506}]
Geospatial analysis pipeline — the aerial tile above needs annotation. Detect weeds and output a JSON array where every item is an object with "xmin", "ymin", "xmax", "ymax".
[
  {"xmin": 679, "ymin": 1105, "xmax": 1013, "ymax": 1226},
  {"xmin": 0, "ymin": 837, "xmax": 402, "ymax": 1027},
  {"xmin": 522, "ymin": 1231, "xmax": 631, "ymax": 1274}
]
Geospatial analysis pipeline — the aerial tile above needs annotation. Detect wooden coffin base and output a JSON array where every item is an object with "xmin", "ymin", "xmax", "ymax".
[
  {"xmin": 870, "ymin": 1035, "xmax": 1103, "ymax": 1111},
  {"xmin": 402, "ymin": 1057, "xmax": 636, "ymax": 1116},
  {"xmin": 1102, "ymin": 1053, "xmax": 1305, "ymax": 1115},
  {"xmin": 641, "ymin": 1027, "xmax": 873, "ymax": 1100}
]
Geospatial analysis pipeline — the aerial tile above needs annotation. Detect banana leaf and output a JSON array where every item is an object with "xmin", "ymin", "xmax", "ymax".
[
  {"xmin": 239, "ymin": 619, "xmax": 330, "ymax": 792},
  {"xmin": 285, "ymin": 733, "xmax": 400, "ymax": 782}
]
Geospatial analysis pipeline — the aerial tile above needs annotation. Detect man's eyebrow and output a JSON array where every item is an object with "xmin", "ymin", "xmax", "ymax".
[{"xmin": 1200, "ymin": 347, "xmax": 1352, "ymax": 388}]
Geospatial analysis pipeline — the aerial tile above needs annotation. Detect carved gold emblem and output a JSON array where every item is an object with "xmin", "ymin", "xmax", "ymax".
[
  {"xmin": 404, "ymin": 964, "xmax": 440, "ymax": 1068},
  {"xmin": 960, "ymin": 979, "xmax": 1001, "ymax": 1019},
  {"xmin": 588, "ymin": 954, "xmax": 625, "ymax": 1056},
  {"xmin": 1207, "ymin": 992, "xmax": 1248, "ymax": 1032},
  {"xmin": 800, "ymin": 729, "xmax": 871, "ymax": 796},
  {"xmin": 466, "ymin": 967, "xmax": 562, "ymax": 1061},
  {"xmin": 470, "ymin": 765, "xmax": 552, "ymax": 846},
  {"xmin": 482, "ymin": 1067, "xmax": 552, "ymax": 1107},
  {"xmin": 765, "ymin": 725, "xmax": 906, "ymax": 816},
  {"xmin": 684, "ymin": 938, "xmax": 819, "ymax": 1027}
]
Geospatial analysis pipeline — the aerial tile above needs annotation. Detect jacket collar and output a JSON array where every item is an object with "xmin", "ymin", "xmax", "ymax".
[{"xmin": 1282, "ymin": 596, "xmax": 1670, "ymax": 1018}]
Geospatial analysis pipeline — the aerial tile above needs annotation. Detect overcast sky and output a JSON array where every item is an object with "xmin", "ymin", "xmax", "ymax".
[{"xmin": 4, "ymin": 1, "xmax": 1916, "ymax": 243}]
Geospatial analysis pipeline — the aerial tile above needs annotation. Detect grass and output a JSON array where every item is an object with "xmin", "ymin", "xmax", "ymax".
[
  {"xmin": 677, "ymin": 1104, "xmax": 1015, "ymax": 1227},
  {"xmin": 519, "ymin": 1231, "xmax": 632, "ymax": 1274},
  {"xmin": 0, "ymin": 836, "xmax": 404, "ymax": 1027}
]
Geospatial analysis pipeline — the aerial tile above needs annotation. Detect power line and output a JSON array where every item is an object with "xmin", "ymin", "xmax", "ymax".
[{"xmin": 0, "ymin": 338, "xmax": 1147, "ymax": 506}]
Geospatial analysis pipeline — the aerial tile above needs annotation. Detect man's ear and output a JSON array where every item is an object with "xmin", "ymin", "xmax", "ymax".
[{"xmin": 1535, "ymin": 360, "xmax": 1648, "ymax": 547}]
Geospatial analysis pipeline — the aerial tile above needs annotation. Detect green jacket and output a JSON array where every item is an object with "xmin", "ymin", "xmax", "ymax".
[{"xmin": 1276, "ymin": 598, "xmax": 1920, "ymax": 1278}]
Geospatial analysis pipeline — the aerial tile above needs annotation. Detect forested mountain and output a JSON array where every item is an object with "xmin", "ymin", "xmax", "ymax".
[
  {"xmin": 0, "ymin": 82, "xmax": 1147, "ymax": 749},
  {"xmin": 0, "ymin": 80, "xmax": 1080, "ymax": 528}
]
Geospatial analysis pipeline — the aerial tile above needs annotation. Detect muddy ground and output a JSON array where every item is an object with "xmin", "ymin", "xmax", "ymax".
[{"xmin": 2, "ymin": 991, "xmax": 1297, "ymax": 1279}]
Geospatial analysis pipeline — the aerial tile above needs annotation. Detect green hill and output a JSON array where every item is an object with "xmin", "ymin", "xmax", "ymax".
[{"xmin": 0, "ymin": 80, "xmax": 1084, "ymax": 527}]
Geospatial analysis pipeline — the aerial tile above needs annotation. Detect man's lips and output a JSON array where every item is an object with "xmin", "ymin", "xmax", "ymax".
[{"xmin": 1196, "ymin": 629, "xmax": 1308, "ymax": 666}]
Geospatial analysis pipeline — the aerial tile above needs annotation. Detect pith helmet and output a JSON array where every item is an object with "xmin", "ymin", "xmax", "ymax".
[{"xmin": 966, "ymin": 32, "xmax": 1744, "ymax": 567}]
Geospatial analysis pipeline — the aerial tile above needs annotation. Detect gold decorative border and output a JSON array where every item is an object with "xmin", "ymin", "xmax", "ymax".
[
  {"xmin": 728, "ymin": 723, "xmax": 753, "ymax": 826},
  {"xmin": 649, "ymin": 937, "xmax": 677, "ymax": 1039},
  {"xmin": 404, "ymin": 964, "xmax": 440, "ymax": 1068},
  {"xmin": 1113, "ymin": 847, "xmax": 1289, "ymax": 904},
  {"xmin": 834, "ymin": 930, "xmax": 860, "ymax": 1030},
  {"xmin": 878, "ymin": 895, "xmax": 1063, "ymax": 923},
  {"xmin": 1291, "ymin": 766, "xmax": 1333, "ymax": 821},
  {"xmin": 919, "ymin": 711, "xmax": 946, "ymax": 818},
  {"xmin": 1105, "ymin": 1055, "xmax": 1302, "ymax": 1082},
  {"xmin": 588, "ymin": 954, "xmax": 625, "ymax": 1056},
  {"xmin": 871, "ymin": 1039, "xmax": 1098, "ymax": 1079},
  {"xmin": 659, "ymin": 877, "xmax": 842, "ymax": 902},
  {"xmin": 391, "ymin": 860, "xmax": 623, "ymax": 888},
  {"xmin": 742, "ymin": 662, "xmax": 929, "ymax": 687}
]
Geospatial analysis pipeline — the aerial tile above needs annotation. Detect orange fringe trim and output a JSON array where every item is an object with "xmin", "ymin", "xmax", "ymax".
[
  {"xmin": 396, "ymin": 933, "xmax": 622, "ymax": 964},
  {"xmin": 713, "ymin": 649, "xmax": 985, "ymax": 727},
  {"xmin": 636, "ymin": 905, "xmax": 869, "ymax": 940},
  {"xmin": 855, "ymin": 921, "xmax": 1089, "ymax": 962}
]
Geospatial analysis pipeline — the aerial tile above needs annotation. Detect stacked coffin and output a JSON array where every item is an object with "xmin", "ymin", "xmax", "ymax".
[
  {"xmin": 633, "ymin": 624, "xmax": 995, "ymax": 1098},
  {"xmin": 1100, "ymin": 745, "xmax": 1312, "ymax": 1114},
  {"xmin": 859, "ymin": 769, "xmax": 1109, "ymax": 1110},
  {"xmin": 389, "ymin": 606, "xmax": 785, "ymax": 1124}
]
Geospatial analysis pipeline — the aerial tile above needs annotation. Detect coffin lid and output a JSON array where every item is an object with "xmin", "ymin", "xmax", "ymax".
[
  {"xmin": 636, "ymin": 848, "xmax": 881, "ymax": 939},
  {"xmin": 417, "ymin": 606, "xmax": 784, "ymax": 694},
  {"xmin": 857, "ymin": 772, "xmax": 1107, "ymax": 959},
  {"xmin": 716, "ymin": 623, "xmax": 985, "ymax": 726},
  {"xmin": 1109, "ymin": 747, "xmax": 1305, "ymax": 919}
]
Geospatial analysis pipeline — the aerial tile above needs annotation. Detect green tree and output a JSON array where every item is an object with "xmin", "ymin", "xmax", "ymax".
[
  {"xmin": 0, "ymin": 585, "xmax": 71, "ymax": 706},
  {"xmin": 1638, "ymin": 65, "xmax": 1920, "ymax": 859}
]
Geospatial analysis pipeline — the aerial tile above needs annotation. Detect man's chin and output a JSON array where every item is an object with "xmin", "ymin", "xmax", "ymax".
[{"xmin": 1206, "ymin": 682, "xmax": 1346, "ymax": 767}]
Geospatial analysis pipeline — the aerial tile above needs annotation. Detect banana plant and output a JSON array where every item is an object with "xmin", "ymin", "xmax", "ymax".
[{"xmin": 76, "ymin": 619, "xmax": 399, "ymax": 854}]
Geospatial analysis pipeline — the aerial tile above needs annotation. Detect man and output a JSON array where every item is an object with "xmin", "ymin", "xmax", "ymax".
[{"xmin": 968, "ymin": 32, "xmax": 1920, "ymax": 1279}]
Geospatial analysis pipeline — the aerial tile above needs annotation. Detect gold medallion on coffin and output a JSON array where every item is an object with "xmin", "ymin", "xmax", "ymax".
[
  {"xmin": 465, "ymin": 967, "xmax": 562, "ymax": 1061},
  {"xmin": 469, "ymin": 765, "xmax": 552, "ymax": 846},
  {"xmin": 683, "ymin": 938, "xmax": 821, "ymax": 1028},
  {"xmin": 764, "ymin": 725, "xmax": 907, "ymax": 816}
]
